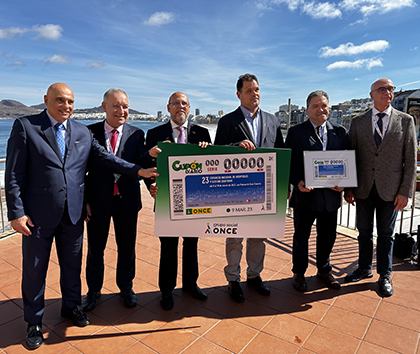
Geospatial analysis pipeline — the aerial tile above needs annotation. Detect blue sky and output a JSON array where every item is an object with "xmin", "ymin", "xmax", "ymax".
[{"xmin": 0, "ymin": 0, "xmax": 419, "ymax": 115}]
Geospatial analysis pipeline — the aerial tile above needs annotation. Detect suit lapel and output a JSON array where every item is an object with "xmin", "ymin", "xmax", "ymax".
[
  {"xmin": 40, "ymin": 111, "xmax": 64, "ymax": 162},
  {"xmin": 118, "ymin": 123, "xmax": 130, "ymax": 157},
  {"xmin": 260, "ymin": 111, "xmax": 268, "ymax": 146},
  {"xmin": 235, "ymin": 108, "xmax": 255, "ymax": 145},
  {"xmin": 304, "ymin": 119, "xmax": 322, "ymax": 149},
  {"xmin": 380, "ymin": 108, "xmax": 398, "ymax": 149}
]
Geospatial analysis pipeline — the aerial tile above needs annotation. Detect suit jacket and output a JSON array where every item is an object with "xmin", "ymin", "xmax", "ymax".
[
  {"xmin": 349, "ymin": 107, "xmax": 416, "ymax": 201},
  {"xmin": 214, "ymin": 107, "xmax": 285, "ymax": 148},
  {"xmin": 85, "ymin": 121, "xmax": 147, "ymax": 216},
  {"xmin": 5, "ymin": 110, "xmax": 140, "ymax": 228},
  {"xmin": 285, "ymin": 119, "xmax": 350, "ymax": 212}
]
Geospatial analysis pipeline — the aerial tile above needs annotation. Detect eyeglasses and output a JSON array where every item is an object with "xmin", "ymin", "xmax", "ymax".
[
  {"xmin": 372, "ymin": 86, "xmax": 396, "ymax": 94},
  {"xmin": 169, "ymin": 101, "xmax": 190, "ymax": 107}
]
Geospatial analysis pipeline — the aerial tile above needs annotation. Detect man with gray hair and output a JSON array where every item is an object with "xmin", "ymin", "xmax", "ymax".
[
  {"xmin": 83, "ymin": 88, "xmax": 158, "ymax": 311},
  {"xmin": 285, "ymin": 90, "xmax": 350, "ymax": 293},
  {"xmin": 344, "ymin": 78, "xmax": 416, "ymax": 297}
]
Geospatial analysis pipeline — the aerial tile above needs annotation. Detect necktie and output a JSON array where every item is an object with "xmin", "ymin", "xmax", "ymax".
[
  {"xmin": 316, "ymin": 126, "xmax": 321, "ymax": 138},
  {"xmin": 176, "ymin": 126, "xmax": 186, "ymax": 144},
  {"xmin": 374, "ymin": 113, "xmax": 385, "ymax": 147},
  {"xmin": 110, "ymin": 129, "xmax": 119, "ymax": 195},
  {"xmin": 54, "ymin": 123, "xmax": 66, "ymax": 159}
]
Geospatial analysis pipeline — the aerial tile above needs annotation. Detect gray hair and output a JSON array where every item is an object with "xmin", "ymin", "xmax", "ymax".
[
  {"xmin": 103, "ymin": 88, "xmax": 128, "ymax": 103},
  {"xmin": 306, "ymin": 90, "xmax": 329, "ymax": 108}
]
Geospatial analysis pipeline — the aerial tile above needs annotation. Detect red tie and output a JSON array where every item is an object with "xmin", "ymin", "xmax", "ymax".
[{"xmin": 111, "ymin": 129, "xmax": 119, "ymax": 195}]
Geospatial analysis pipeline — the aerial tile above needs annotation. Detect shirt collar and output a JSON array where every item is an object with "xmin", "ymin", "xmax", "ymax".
[
  {"xmin": 372, "ymin": 105, "xmax": 392, "ymax": 118},
  {"xmin": 170, "ymin": 119, "xmax": 188, "ymax": 131},
  {"xmin": 46, "ymin": 110, "xmax": 68, "ymax": 130},
  {"xmin": 240, "ymin": 106, "xmax": 260, "ymax": 120},
  {"xmin": 104, "ymin": 120, "xmax": 123, "ymax": 134},
  {"xmin": 309, "ymin": 119, "xmax": 326, "ymax": 131}
]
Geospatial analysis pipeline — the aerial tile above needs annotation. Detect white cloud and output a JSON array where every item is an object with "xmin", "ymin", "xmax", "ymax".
[
  {"xmin": 319, "ymin": 40, "xmax": 389, "ymax": 57},
  {"xmin": 7, "ymin": 60, "xmax": 26, "ymax": 67},
  {"xmin": 86, "ymin": 62, "xmax": 105, "ymax": 69},
  {"xmin": 143, "ymin": 12, "xmax": 175, "ymax": 26},
  {"xmin": 46, "ymin": 54, "xmax": 71, "ymax": 65},
  {"xmin": 326, "ymin": 58, "xmax": 383, "ymax": 70},
  {"xmin": 0, "ymin": 24, "xmax": 62, "ymax": 40},
  {"xmin": 302, "ymin": 2, "xmax": 342, "ymax": 19},
  {"xmin": 32, "ymin": 24, "xmax": 63, "ymax": 40},
  {"xmin": 358, "ymin": 0, "xmax": 416, "ymax": 16},
  {"xmin": 256, "ymin": 0, "xmax": 416, "ymax": 19},
  {"xmin": 0, "ymin": 27, "xmax": 29, "ymax": 39}
]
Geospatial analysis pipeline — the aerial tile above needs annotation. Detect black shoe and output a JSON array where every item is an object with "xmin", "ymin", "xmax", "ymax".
[
  {"xmin": 182, "ymin": 285, "xmax": 208, "ymax": 300},
  {"xmin": 345, "ymin": 268, "xmax": 373, "ymax": 283},
  {"xmin": 26, "ymin": 324, "xmax": 44, "ymax": 350},
  {"xmin": 82, "ymin": 291, "xmax": 101, "ymax": 312},
  {"xmin": 379, "ymin": 275, "xmax": 394, "ymax": 297},
  {"xmin": 317, "ymin": 272, "xmax": 341, "ymax": 289},
  {"xmin": 247, "ymin": 276, "xmax": 271, "ymax": 296},
  {"xmin": 160, "ymin": 292, "xmax": 174, "ymax": 310},
  {"xmin": 293, "ymin": 273, "xmax": 307, "ymax": 292},
  {"xmin": 61, "ymin": 305, "xmax": 90, "ymax": 327},
  {"xmin": 228, "ymin": 281, "xmax": 245, "ymax": 303},
  {"xmin": 120, "ymin": 289, "xmax": 137, "ymax": 308}
]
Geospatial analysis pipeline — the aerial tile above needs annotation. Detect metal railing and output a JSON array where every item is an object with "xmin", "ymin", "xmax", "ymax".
[{"xmin": 0, "ymin": 158, "xmax": 12, "ymax": 236}]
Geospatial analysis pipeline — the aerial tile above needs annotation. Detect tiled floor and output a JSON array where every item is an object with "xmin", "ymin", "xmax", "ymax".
[{"xmin": 1, "ymin": 184, "xmax": 420, "ymax": 353}]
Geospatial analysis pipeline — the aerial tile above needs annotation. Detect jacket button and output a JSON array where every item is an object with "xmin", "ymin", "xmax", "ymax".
[{"xmin": 372, "ymin": 168, "xmax": 375, "ymax": 171}]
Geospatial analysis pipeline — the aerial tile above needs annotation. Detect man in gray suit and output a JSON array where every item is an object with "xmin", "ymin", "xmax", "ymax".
[
  {"xmin": 344, "ymin": 78, "xmax": 416, "ymax": 297},
  {"xmin": 214, "ymin": 73, "xmax": 284, "ymax": 302}
]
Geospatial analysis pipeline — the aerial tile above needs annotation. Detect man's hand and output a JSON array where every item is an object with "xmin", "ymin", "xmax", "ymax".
[
  {"xmin": 298, "ymin": 180, "xmax": 313, "ymax": 192},
  {"xmin": 239, "ymin": 139, "xmax": 255, "ymax": 151},
  {"xmin": 394, "ymin": 194, "xmax": 408, "ymax": 210},
  {"xmin": 344, "ymin": 189, "xmax": 355, "ymax": 205},
  {"xmin": 148, "ymin": 145, "xmax": 162, "ymax": 158},
  {"xmin": 198, "ymin": 141, "xmax": 211, "ymax": 148},
  {"xmin": 330, "ymin": 185, "xmax": 344, "ymax": 192},
  {"xmin": 149, "ymin": 183, "xmax": 158, "ymax": 198},
  {"xmin": 11, "ymin": 215, "xmax": 34, "ymax": 236},
  {"xmin": 85, "ymin": 203, "xmax": 92, "ymax": 222},
  {"xmin": 138, "ymin": 167, "xmax": 159, "ymax": 178}
]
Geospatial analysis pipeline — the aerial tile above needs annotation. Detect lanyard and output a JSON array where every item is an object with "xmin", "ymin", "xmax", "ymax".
[
  {"xmin": 373, "ymin": 115, "xmax": 388, "ymax": 139},
  {"xmin": 317, "ymin": 126, "xmax": 327, "ymax": 151},
  {"xmin": 104, "ymin": 130, "xmax": 122, "ymax": 156}
]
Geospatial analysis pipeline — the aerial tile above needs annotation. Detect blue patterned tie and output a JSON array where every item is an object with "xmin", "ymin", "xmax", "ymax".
[
  {"xmin": 374, "ymin": 113, "xmax": 385, "ymax": 147},
  {"xmin": 54, "ymin": 123, "xmax": 66, "ymax": 158}
]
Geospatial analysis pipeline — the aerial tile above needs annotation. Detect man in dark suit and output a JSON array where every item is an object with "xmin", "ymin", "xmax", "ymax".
[
  {"xmin": 344, "ymin": 78, "xmax": 416, "ymax": 297},
  {"xmin": 145, "ymin": 91, "xmax": 211, "ymax": 310},
  {"xmin": 214, "ymin": 73, "xmax": 285, "ymax": 303},
  {"xmin": 83, "ymin": 88, "xmax": 158, "ymax": 312},
  {"xmin": 5, "ymin": 83, "xmax": 157, "ymax": 350},
  {"xmin": 285, "ymin": 90, "xmax": 350, "ymax": 292}
]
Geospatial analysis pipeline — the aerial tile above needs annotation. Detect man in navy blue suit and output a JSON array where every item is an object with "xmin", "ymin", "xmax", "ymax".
[
  {"xmin": 5, "ymin": 83, "xmax": 157, "ymax": 350},
  {"xmin": 285, "ymin": 90, "xmax": 350, "ymax": 293},
  {"xmin": 83, "ymin": 88, "xmax": 158, "ymax": 311}
]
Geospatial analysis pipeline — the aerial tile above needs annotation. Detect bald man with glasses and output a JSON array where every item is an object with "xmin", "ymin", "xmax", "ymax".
[{"xmin": 344, "ymin": 78, "xmax": 416, "ymax": 297}]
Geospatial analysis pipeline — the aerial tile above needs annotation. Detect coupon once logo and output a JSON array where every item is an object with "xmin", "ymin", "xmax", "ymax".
[
  {"xmin": 172, "ymin": 160, "xmax": 202, "ymax": 174},
  {"xmin": 186, "ymin": 208, "xmax": 212, "ymax": 215}
]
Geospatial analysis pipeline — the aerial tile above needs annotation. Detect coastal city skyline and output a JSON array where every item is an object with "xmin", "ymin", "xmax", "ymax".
[{"xmin": 1, "ymin": 0, "xmax": 419, "ymax": 115}]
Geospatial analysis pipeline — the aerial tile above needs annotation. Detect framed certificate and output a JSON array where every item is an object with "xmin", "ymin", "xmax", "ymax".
[
  {"xmin": 304, "ymin": 150, "xmax": 357, "ymax": 188},
  {"xmin": 154, "ymin": 142, "xmax": 291, "ymax": 238}
]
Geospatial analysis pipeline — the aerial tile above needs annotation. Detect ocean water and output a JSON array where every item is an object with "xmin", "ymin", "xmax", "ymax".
[{"xmin": 0, "ymin": 119, "xmax": 217, "ymax": 159}]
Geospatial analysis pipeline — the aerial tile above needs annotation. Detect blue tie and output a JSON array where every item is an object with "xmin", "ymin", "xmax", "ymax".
[
  {"xmin": 374, "ymin": 113, "xmax": 385, "ymax": 147},
  {"xmin": 54, "ymin": 123, "xmax": 66, "ymax": 158}
]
